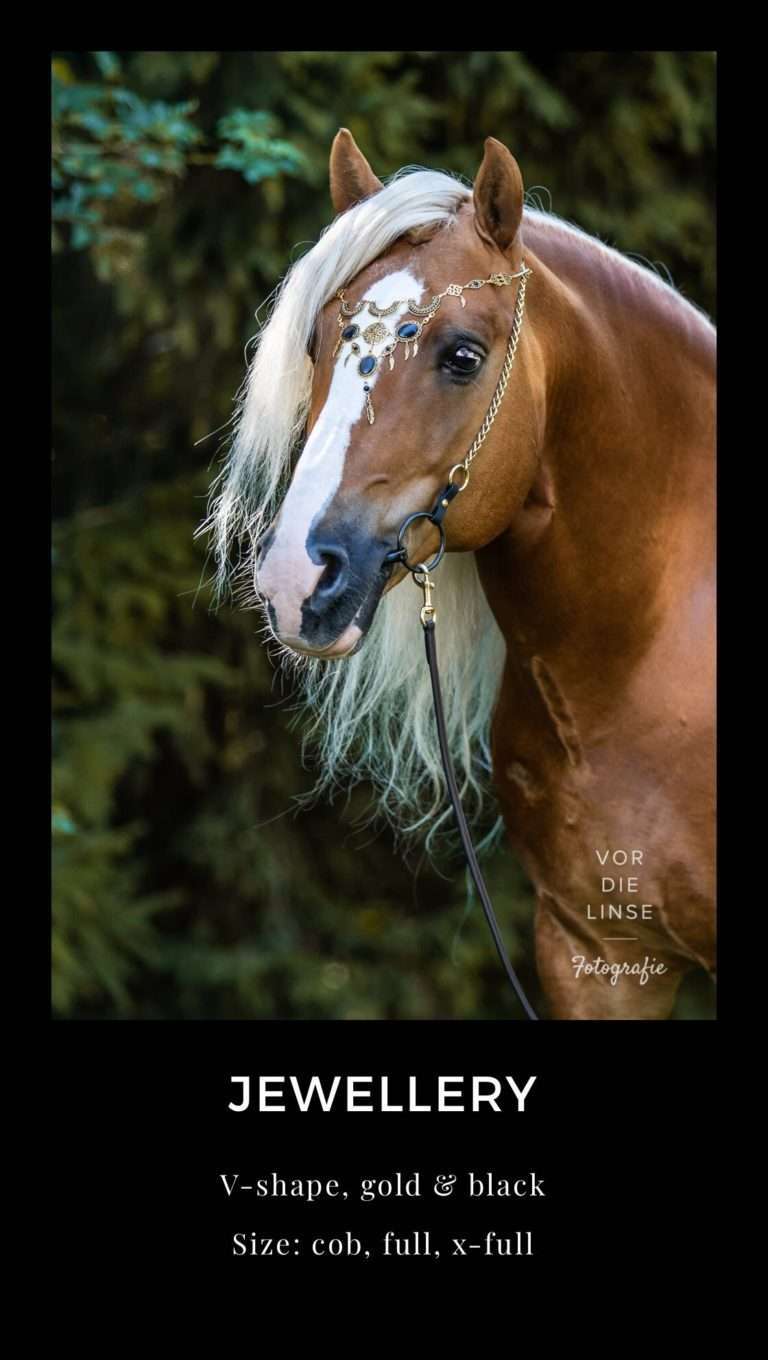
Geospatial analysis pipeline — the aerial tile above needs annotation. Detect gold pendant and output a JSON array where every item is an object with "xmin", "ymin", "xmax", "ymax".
[{"xmin": 362, "ymin": 321, "xmax": 390, "ymax": 346}]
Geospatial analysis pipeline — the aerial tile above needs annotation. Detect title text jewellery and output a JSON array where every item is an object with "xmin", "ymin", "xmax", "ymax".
[
  {"xmin": 227, "ymin": 1073, "xmax": 538, "ymax": 1113},
  {"xmin": 333, "ymin": 266, "xmax": 532, "ymax": 425}
]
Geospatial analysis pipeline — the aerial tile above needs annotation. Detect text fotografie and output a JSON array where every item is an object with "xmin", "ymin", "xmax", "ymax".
[{"xmin": 228, "ymin": 1074, "xmax": 537, "ymax": 1114}]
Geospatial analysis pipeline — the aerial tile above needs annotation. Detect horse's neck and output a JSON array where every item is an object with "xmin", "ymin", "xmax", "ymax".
[{"xmin": 479, "ymin": 216, "xmax": 715, "ymax": 717}]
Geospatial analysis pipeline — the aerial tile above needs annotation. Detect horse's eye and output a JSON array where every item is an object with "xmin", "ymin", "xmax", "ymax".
[{"xmin": 444, "ymin": 345, "xmax": 484, "ymax": 376}]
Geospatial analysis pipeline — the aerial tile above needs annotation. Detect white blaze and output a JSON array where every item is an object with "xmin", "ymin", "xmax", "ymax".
[{"xmin": 257, "ymin": 268, "xmax": 424, "ymax": 641}]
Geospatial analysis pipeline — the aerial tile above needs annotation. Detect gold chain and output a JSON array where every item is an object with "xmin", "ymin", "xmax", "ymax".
[
  {"xmin": 392, "ymin": 265, "xmax": 532, "ymax": 630},
  {"xmin": 447, "ymin": 265, "xmax": 531, "ymax": 492}
]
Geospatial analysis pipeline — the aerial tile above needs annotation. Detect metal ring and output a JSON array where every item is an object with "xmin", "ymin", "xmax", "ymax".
[
  {"xmin": 395, "ymin": 511, "xmax": 446, "ymax": 573},
  {"xmin": 448, "ymin": 463, "xmax": 470, "ymax": 491}
]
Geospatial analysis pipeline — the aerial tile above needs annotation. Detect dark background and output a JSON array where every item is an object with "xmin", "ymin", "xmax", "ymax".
[{"xmin": 52, "ymin": 51, "xmax": 716, "ymax": 1020}]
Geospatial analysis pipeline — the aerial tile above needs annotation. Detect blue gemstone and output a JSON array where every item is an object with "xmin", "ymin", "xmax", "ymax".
[
  {"xmin": 358, "ymin": 355, "xmax": 377, "ymax": 376},
  {"xmin": 397, "ymin": 322, "xmax": 419, "ymax": 339},
  {"xmin": 342, "ymin": 324, "xmax": 359, "ymax": 341}
]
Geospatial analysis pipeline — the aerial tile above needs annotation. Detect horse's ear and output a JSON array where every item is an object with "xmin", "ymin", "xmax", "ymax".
[
  {"xmin": 330, "ymin": 128, "xmax": 383, "ymax": 213},
  {"xmin": 472, "ymin": 137, "xmax": 524, "ymax": 255}
]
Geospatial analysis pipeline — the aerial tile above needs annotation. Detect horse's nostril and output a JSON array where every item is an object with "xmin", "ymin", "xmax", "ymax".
[{"xmin": 315, "ymin": 545, "xmax": 350, "ymax": 600}]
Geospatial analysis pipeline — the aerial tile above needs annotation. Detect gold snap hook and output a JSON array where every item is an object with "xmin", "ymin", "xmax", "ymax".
[{"xmin": 413, "ymin": 566, "xmax": 437, "ymax": 627}]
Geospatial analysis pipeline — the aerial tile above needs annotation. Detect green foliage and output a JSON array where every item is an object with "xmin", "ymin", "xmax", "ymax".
[
  {"xmin": 52, "ymin": 53, "xmax": 308, "ymax": 275},
  {"xmin": 215, "ymin": 110, "xmax": 307, "ymax": 182},
  {"xmin": 52, "ymin": 55, "xmax": 201, "ymax": 256},
  {"xmin": 52, "ymin": 52, "xmax": 716, "ymax": 1019},
  {"xmin": 53, "ymin": 823, "xmax": 175, "ymax": 1015}
]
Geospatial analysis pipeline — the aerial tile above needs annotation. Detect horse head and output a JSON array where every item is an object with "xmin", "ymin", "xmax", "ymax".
[{"xmin": 250, "ymin": 130, "xmax": 542, "ymax": 659}]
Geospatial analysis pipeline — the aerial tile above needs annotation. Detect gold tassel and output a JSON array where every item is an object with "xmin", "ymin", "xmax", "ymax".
[{"xmin": 365, "ymin": 391, "xmax": 375, "ymax": 424}]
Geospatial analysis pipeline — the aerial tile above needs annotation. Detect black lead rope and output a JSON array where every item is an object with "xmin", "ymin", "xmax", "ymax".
[
  {"xmin": 387, "ymin": 486, "xmax": 540, "ymax": 1021},
  {"xmin": 423, "ymin": 619, "xmax": 539, "ymax": 1022}
]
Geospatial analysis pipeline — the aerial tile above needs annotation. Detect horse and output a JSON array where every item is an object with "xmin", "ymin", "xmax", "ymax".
[{"xmin": 206, "ymin": 130, "xmax": 716, "ymax": 1021}]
